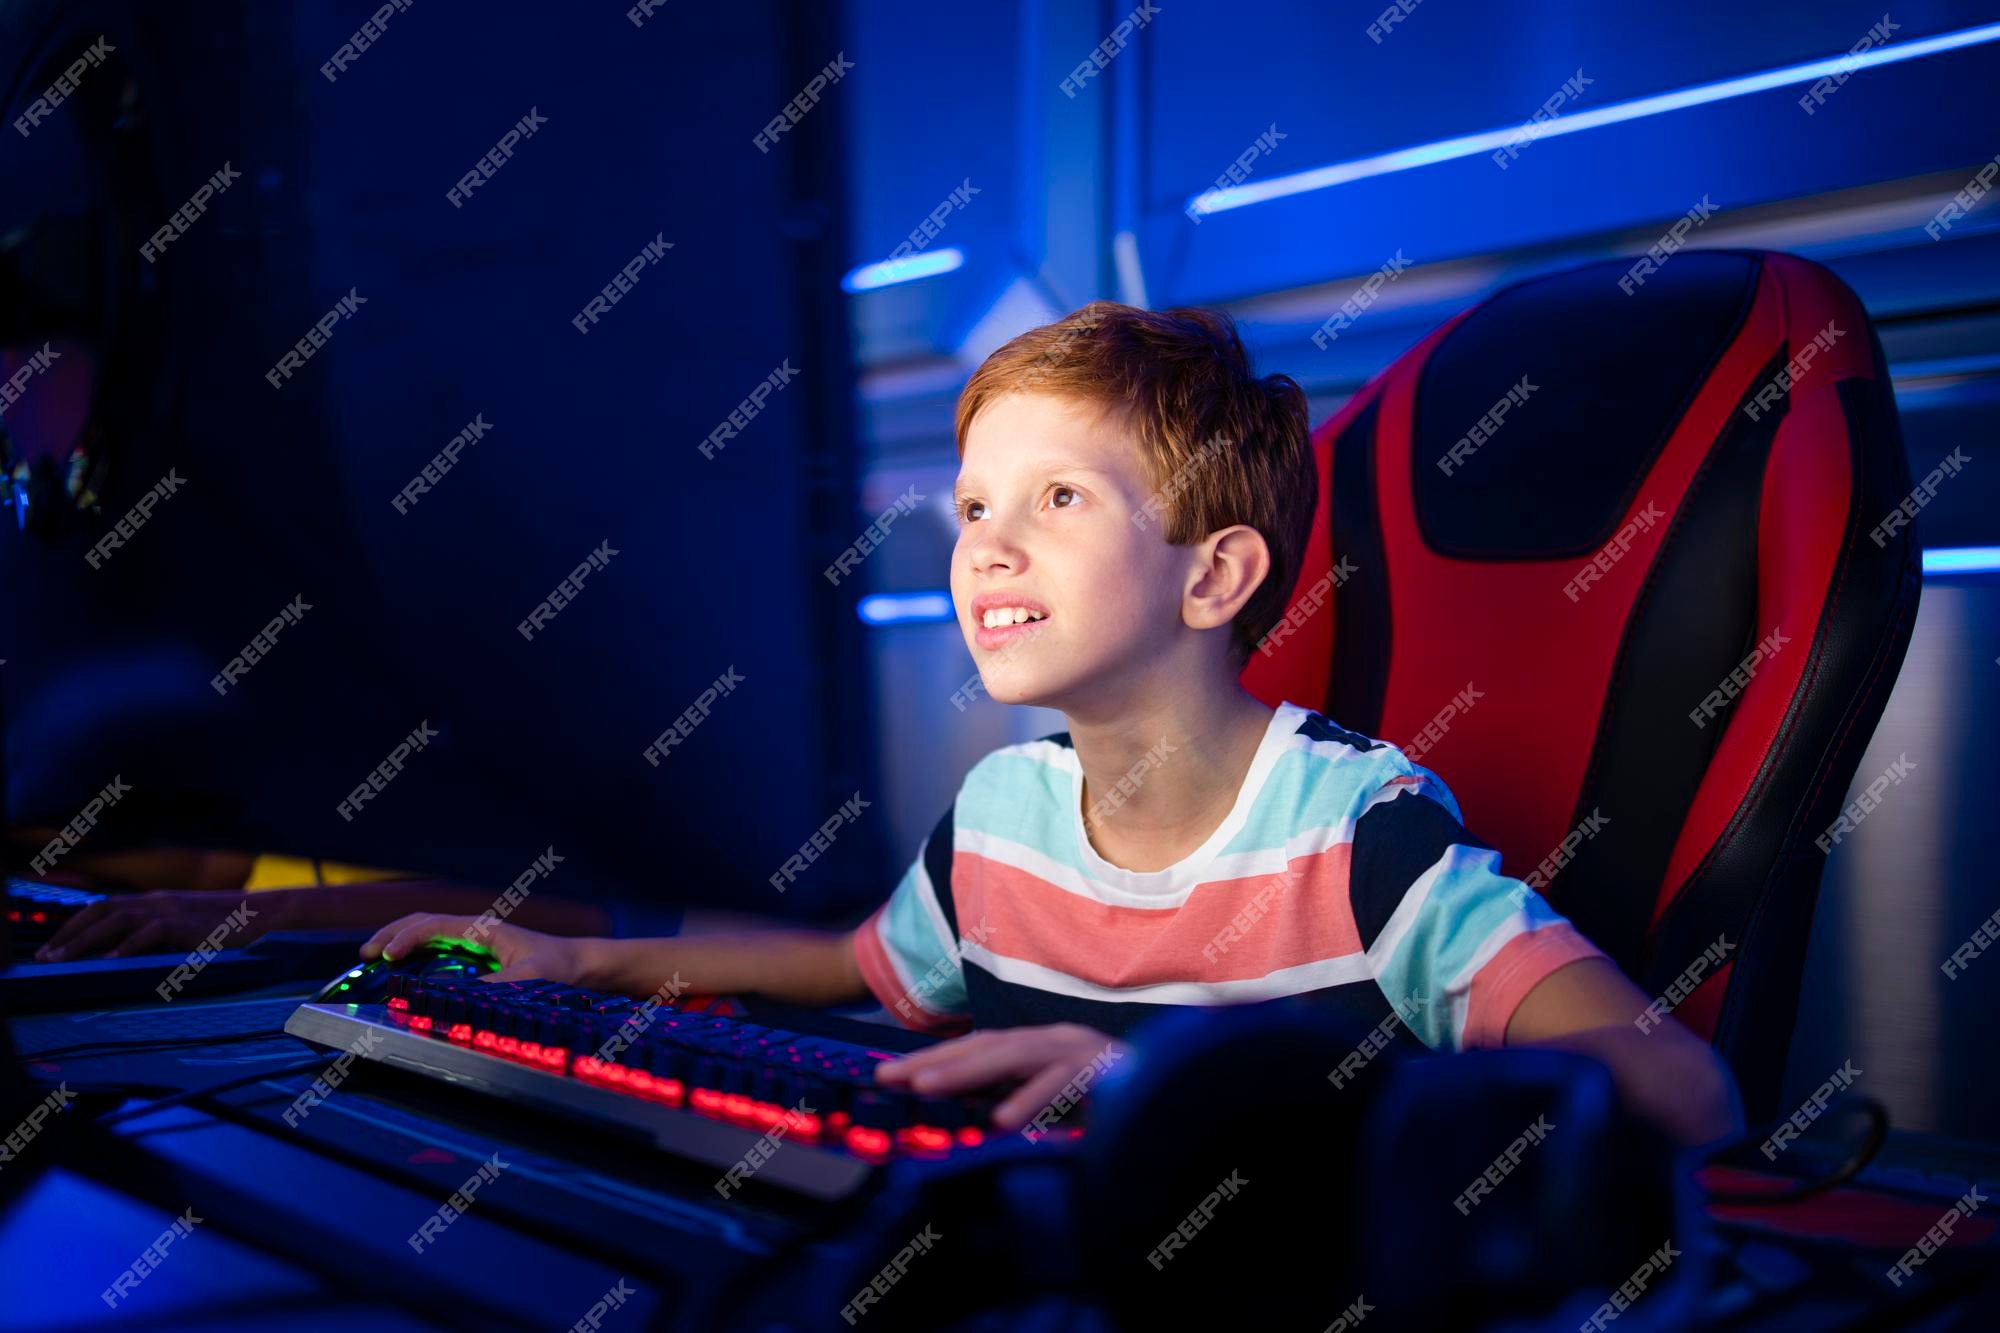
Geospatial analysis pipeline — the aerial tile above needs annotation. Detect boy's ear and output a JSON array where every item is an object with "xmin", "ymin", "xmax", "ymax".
[{"xmin": 1182, "ymin": 524, "xmax": 1271, "ymax": 634}]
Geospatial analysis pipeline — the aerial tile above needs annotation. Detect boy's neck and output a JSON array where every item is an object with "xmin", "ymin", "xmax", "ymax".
[{"xmin": 1062, "ymin": 667, "xmax": 1277, "ymax": 874}]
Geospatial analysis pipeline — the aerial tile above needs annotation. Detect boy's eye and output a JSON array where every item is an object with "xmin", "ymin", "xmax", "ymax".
[{"xmin": 955, "ymin": 487, "xmax": 1075, "ymax": 522}]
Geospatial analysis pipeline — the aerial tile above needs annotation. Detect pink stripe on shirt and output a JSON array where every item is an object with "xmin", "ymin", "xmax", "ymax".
[
  {"xmin": 1460, "ymin": 921, "xmax": 1603, "ymax": 1048},
  {"xmin": 852, "ymin": 904, "xmax": 965, "ymax": 1034},
  {"xmin": 952, "ymin": 842, "xmax": 1363, "ymax": 987}
]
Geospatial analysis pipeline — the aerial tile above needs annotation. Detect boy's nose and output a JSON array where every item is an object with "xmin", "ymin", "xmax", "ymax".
[{"xmin": 967, "ymin": 531, "xmax": 1023, "ymax": 576}]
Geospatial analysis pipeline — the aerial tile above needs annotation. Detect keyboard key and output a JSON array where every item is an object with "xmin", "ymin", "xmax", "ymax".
[{"xmin": 349, "ymin": 963, "xmax": 1031, "ymax": 1175}]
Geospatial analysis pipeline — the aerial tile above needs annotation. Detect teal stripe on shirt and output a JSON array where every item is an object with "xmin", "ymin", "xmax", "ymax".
[
  {"xmin": 876, "ymin": 850, "xmax": 967, "ymax": 1017},
  {"xmin": 953, "ymin": 747, "xmax": 1081, "ymax": 869},
  {"xmin": 1371, "ymin": 844, "xmax": 1567, "ymax": 1049},
  {"xmin": 1216, "ymin": 744, "xmax": 1418, "ymax": 857}
]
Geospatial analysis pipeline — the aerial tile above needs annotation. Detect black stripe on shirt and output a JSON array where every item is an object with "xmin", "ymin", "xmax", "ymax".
[
  {"xmin": 1296, "ymin": 711, "xmax": 1383, "ymax": 753},
  {"xmin": 1348, "ymin": 788, "xmax": 1491, "ymax": 951},
  {"xmin": 921, "ymin": 803, "xmax": 960, "ymax": 938},
  {"xmin": 962, "ymin": 957, "xmax": 1426, "ymax": 1052}
]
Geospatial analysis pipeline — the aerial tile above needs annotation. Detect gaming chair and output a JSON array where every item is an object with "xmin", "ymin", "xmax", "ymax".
[{"xmin": 1242, "ymin": 250, "xmax": 1922, "ymax": 1121}]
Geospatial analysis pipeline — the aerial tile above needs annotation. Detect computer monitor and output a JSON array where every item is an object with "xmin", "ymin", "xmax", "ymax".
[{"xmin": 0, "ymin": 2, "xmax": 884, "ymax": 922}]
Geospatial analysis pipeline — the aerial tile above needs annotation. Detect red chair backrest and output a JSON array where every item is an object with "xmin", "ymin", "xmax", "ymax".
[{"xmin": 1243, "ymin": 250, "xmax": 1922, "ymax": 1118}]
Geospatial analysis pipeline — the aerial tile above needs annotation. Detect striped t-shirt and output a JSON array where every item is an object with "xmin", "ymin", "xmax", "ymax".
[{"xmin": 853, "ymin": 700, "xmax": 1604, "ymax": 1051}]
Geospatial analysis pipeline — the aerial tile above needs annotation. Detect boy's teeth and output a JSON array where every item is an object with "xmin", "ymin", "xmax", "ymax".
[{"xmin": 982, "ymin": 607, "xmax": 1047, "ymax": 628}]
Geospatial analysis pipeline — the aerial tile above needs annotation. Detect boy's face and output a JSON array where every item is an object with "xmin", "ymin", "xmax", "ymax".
[{"xmin": 952, "ymin": 392, "xmax": 1194, "ymax": 710}]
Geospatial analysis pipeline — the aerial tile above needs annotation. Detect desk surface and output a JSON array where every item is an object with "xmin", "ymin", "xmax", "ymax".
[
  {"xmin": 5, "ymin": 981, "xmax": 844, "ymax": 1332},
  {"xmin": 5, "ymin": 983, "xmax": 1998, "ymax": 1331}
]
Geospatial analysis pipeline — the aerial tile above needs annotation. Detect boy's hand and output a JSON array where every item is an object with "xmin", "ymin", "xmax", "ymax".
[
  {"xmin": 37, "ymin": 890, "xmax": 264, "ymax": 961},
  {"xmin": 361, "ymin": 912, "xmax": 588, "ymax": 985},
  {"xmin": 874, "ymin": 1023, "xmax": 1131, "ymax": 1131}
]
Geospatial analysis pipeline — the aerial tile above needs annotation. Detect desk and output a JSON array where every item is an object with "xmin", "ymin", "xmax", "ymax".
[{"xmin": 4, "ymin": 984, "xmax": 1997, "ymax": 1330}]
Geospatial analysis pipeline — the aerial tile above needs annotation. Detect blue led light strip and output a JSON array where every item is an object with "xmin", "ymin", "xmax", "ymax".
[
  {"xmin": 1922, "ymin": 546, "xmax": 2000, "ymax": 575},
  {"xmin": 842, "ymin": 248, "xmax": 965, "ymax": 293},
  {"xmin": 857, "ymin": 591, "xmax": 955, "ymax": 624},
  {"xmin": 1188, "ymin": 21, "xmax": 2000, "ymax": 217}
]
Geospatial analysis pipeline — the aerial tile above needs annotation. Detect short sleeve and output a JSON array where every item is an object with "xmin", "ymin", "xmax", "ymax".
[
  {"xmin": 851, "ymin": 805, "xmax": 970, "ymax": 1033},
  {"xmin": 1348, "ymin": 766, "xmax": 1607, "ymax": 1052}
]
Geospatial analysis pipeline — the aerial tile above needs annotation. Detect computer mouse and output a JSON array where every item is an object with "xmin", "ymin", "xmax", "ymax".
[{"xmin": 313, "ymin": 939, "xmax": 501, "ymax": 1004}]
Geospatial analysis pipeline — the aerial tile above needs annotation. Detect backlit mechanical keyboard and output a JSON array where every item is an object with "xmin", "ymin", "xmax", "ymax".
[
  {"xmin": 6, "ymin": 879, "xmax": 106, "ymax": 955},
  {"xmin": 285, "ymin": 972, "xmax": 1015, "ymax": 1199}
]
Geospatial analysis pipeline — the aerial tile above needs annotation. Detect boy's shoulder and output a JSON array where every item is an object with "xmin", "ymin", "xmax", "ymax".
[{"xmin": 1258, "ymin": 703, "xmax": 1453, "ymax": 820}]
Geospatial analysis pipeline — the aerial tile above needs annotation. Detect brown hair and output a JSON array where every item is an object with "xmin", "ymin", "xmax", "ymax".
[{"xmin": 954, "ymin": 301, "xmax": 1315, "ymax": 662}]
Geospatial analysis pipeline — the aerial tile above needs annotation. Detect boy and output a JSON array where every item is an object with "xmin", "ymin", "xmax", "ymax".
[{"xmin": 364, "ymin": 303, "xmax": 1741, "ymax": 1146}]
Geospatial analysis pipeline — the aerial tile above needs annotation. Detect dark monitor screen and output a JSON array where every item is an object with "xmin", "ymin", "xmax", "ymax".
[{"xmin": 0, "ymin": 3, "xmax": 882, "ymax": 923}]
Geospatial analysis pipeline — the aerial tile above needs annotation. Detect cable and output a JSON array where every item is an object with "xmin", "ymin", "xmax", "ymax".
[
  {"xmin": 90, "ymin": 1056, "xmax": 329, "ymax": 1127},
  {"xmin": 1701, "ymin": 1094, "xmax": 1891, "ymax": 1204}
]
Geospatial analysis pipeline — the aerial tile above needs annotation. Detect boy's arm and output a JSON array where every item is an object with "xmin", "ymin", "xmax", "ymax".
[
  {"xmin": 1504, "ymin": 956, "xmax": 1744, "ymax": 1147},
  {"xmin": 1348, "ymin": 765, "xmax": 1741, "ymax": 1149},
  {"xmin": 579, "ymin": 926, "xmax": 870, "ymax": 1007},
  {"xmin": 361, "ymin": 912, "xmax": 873, "ymax": 1007},
  {"xmin": 560, "ymin": 802, "xmax": 961, "ymax": 1012}
]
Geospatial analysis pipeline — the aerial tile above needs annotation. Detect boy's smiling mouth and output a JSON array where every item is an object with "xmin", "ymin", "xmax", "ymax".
[{"xmin": 970, "ymin": 593, "xmax": 1051, "ymax": 651}]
